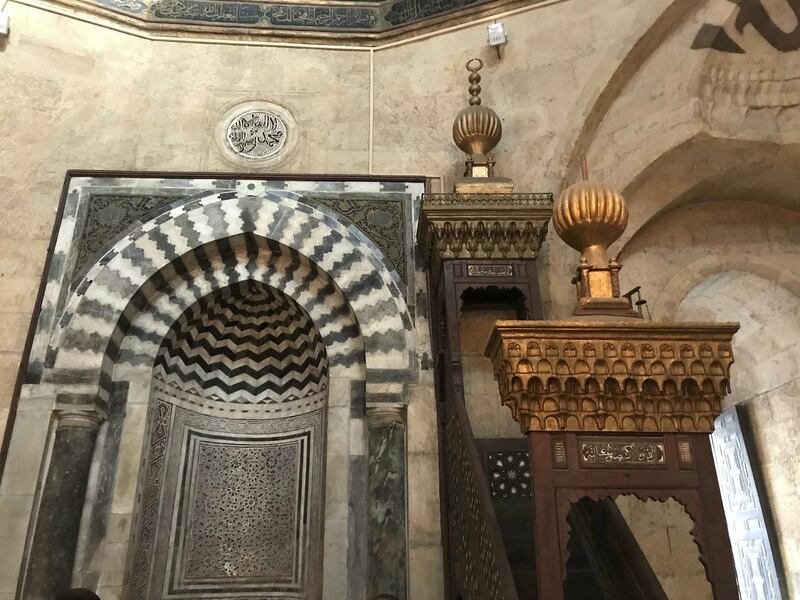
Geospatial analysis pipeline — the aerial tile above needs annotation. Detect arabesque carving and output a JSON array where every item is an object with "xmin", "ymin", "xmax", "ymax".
[
  {"xmin": 418, "ymin": 193, "xmax": 553, "ymax": 279},
  {"xmin": 485, "ymin": 321, "xmax": 739, "ymax": 433}
]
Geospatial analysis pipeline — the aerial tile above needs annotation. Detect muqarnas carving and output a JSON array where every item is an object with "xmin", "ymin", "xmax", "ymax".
[{"xmin": 486, "ymin": 322, "xmax": 738, "ymax": 433}]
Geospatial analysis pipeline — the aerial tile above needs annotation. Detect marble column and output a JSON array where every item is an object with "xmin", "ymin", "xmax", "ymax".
[
  {"xmin": 23, "ymin": 410, "xmax": 103, "ymax": 600},
  {"xmin": 366, "ymin": 405, "xmax": 407, "ymax": 600}
]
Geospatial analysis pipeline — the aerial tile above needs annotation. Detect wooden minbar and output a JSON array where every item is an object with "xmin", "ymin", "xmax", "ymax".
[
  {"xmin": 485, "ymin": 321, "xmax": 740, "ymax": 599},
  {"xmin": 481, "ymin": 161, "xmax": 742, "ymax": 599}
]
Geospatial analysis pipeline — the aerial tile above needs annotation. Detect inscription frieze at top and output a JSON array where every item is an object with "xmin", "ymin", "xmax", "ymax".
[{"xmin": 49, "ymin": 0, "xmax": 548, "ymax": 43}]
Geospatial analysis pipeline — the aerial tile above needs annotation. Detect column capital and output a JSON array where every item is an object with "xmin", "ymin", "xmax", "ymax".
[
  {"xmin": 55, "ymin": 409, "xmax": 105, "ymax": 430},
  {"xmin": 366, "ymin": 403, "xmax": 405, "ymax": 425}
]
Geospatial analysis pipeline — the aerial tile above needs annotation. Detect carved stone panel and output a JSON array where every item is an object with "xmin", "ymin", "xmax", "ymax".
[
  {"xmin": 172, "ymin": 433, "xmax": 305, "ymax": 589},
  {"xmin": 216, "ymin": 101, "xmax": 297, "ymax": 167},
  {"xmin": 124, "ymin": 399, "xmax": 324, "ymax": 599},
  {"xmin": 711, "ymin": 407, "xmax": 783, "ymax": 600},
  {"xmin": 226, "ymin": 110, "xmax": 288, "ymax": 160}
]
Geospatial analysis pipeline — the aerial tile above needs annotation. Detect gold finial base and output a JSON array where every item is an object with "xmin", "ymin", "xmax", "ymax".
[
  {"xmin": 571, "ymin": 259, "xmax": 643, "ymax": 319},
  {"xmin": 573, "ymin": 297, "xmax": 641, "ymax": 320},
  {"xmin": 454, "ymin": 177, "xmax": 514, "ymax": 194}
]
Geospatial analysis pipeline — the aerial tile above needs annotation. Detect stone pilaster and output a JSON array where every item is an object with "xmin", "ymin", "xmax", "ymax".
[
  {"xmin": 366, "ymin": 404, "xmax": 407, "ymax": 600},
  {"xmin": 23, "ymin": 410, "xmax": 103, "ymax": 600}
]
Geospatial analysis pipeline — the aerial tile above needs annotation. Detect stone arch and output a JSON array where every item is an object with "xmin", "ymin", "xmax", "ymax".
[
  {"xmin": 618, "ymin": 198, "xmax": 800, "ymax": 320},
  {"xmin": 46, "ymin": 189, "xmax": 414, "ymax": 403},
  {"xmin": 556, "ymin": 0, "xmax": 701, "ymax": 188},
  {"xmin": 106, "ymin": 233, "xmax": 366, "ymax": 390},
  {"xmin": 617, "ymin": 135, "xmax": 800, "ymax": 249},
  {"xmin": 59, "ymin": 190, "xmax": 415, "ymax": 598}
]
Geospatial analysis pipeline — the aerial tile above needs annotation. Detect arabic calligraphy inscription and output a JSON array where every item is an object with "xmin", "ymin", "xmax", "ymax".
[
  {"xmin": 226, "ymin": 110, "xmax": 288, "ymax": 160},
  {"xmin": 467, "ymin": 264, "xmax": 513, "ymax": 277},
  {"xmin": 580, "ymin": 439, "xmax": 666, "ymax": 468}
]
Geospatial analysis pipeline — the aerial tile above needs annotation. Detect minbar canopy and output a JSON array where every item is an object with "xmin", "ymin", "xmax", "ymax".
[{"xmin": 485, "ymin": 320, "xmax": 739, "ymax": 434}]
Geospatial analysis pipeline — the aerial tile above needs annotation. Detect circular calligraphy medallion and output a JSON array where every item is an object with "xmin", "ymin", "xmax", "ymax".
[
  {"xmin": 226, "ymin": 110, "xmax": 288, "ymax": 160},
  {"xmin": 216, "ymin": 101, "xmax": 297, "ymax": 167}
]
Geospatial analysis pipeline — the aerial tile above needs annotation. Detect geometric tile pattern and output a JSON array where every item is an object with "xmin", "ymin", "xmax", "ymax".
[
  {"xmin": 49, "ymin": 190, "xmax": 414, "ymax": 404},
  {"xmin": 487, "ymin": 451, "xmax": 530, "ymax": 498},
  {"xmin": 155, "ymin": 280, "xmax": 327, "ymax": 410}
]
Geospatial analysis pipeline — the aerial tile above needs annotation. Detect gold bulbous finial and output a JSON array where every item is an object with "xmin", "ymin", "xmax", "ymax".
[
  {"xmin": 553, "ymin": 156, "xmax": 628, "ymax": 267},
  {"xmin": 452, "ymin": 59, "xmax": 503, "ymax": 161},
  {"xmin": 553, "ymin": 181, "xmax": 628, "ymax": 268},
  {"xmin": 554, "ymin": 157, "xmax": 640, "ymax": 319}
]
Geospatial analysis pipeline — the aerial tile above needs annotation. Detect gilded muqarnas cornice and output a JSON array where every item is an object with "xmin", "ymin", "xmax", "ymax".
[
  {"xmin": 418, "ymin": 193, "xmax": 553, "ymax": 276},
  {"xmin": 485, "ymin": 320, "xmax": 739, "ymax": 434}
]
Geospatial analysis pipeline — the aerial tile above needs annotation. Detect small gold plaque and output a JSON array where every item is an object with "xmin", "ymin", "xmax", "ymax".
[{"xmin": 467, "ymin": 264, "xmax": 513, "ymax": 277}]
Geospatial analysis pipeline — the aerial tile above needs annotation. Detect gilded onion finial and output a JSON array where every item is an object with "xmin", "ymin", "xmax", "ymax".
[
  {"xmin": 553, "ymin": 158, "xmax": 628, "ymax": 267},
  {"xmin": 553, "ymin": 157, "xmax": 640, "ymax": 318},
  {"xmin": 452, "ymin": 58, "xmax": 502, "ymax": 160}
]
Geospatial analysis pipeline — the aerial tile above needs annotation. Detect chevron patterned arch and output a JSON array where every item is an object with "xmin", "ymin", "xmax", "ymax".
[
  {"xmin": 154, "ymin": 280, "xmax": 328, "ymax": 413},
  {"xmin": 112, "ymin": 233, "xmax": 363, "ymax": 373},
  {"xmin": 48, "ymin": 189, "xmax": 413, "ymax": 402}
]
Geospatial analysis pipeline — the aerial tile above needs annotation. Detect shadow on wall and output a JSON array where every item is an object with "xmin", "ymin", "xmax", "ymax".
[{"xmin": 56, "ymin": 590, "xmax": 101, "ymax": 600}]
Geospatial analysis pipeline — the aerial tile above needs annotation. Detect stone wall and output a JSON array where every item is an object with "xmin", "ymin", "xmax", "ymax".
[
  {"xmin": 0, "ymin": 0, "xmax": 685, "ymax": 444},
  {"xmin": 621, "ymin": 201, "xmax": 800, "ymax": 595},
  {"xmin": 675, "ymin": 272, "xmax": 800, "ymax": 595},
  {"xmin": 615, "ymin": 497, "xmax": 711, "ymax": 600},
  {"xmin": 459, "ymin": 310, "xmax": 522, "ymax": 439},
  {"xmin": 3, "ymin": 0, "xmax": 800, "ymax": 596}
]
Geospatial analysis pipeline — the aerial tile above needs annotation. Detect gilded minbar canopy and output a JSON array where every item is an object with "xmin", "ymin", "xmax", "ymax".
[
  {"xmin": 418, "ymin": 60, "xmax": 554, "ymax": 282},
  {"xmin": 418, "ymin": 193, "xmax": 554, "ymax": 281},
  {"xmin": 485, "ymin": 320, "xmax": 739, "ymax": 434}
]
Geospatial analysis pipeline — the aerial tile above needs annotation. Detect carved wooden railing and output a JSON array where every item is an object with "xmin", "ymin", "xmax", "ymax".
[{"xmin": 443, "ymin": 362, "xmax": 519, "ymax": 600}]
